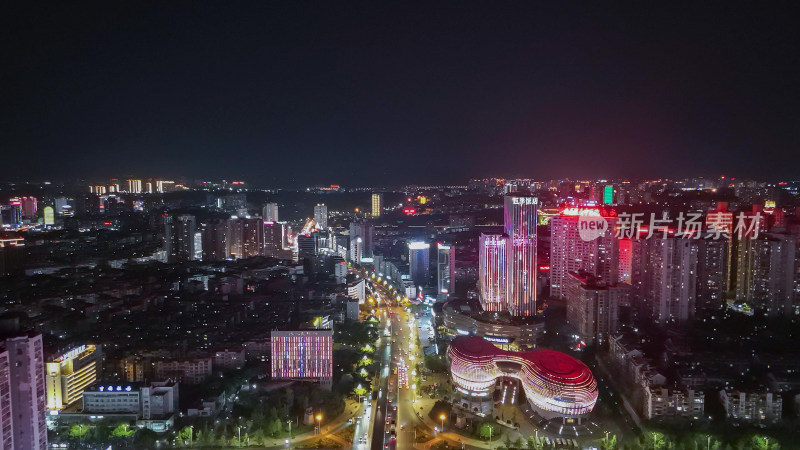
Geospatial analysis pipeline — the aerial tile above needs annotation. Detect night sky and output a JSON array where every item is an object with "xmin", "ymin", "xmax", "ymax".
[{"xmin": 2, "ymin": 2, "xmax": 798, "ymax": 186}]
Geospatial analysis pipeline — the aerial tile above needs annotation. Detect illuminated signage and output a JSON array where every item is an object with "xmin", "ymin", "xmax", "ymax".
[
  {"xmin": 512, "ymin": 197, "xmax": 538, "ymax": 205},
  {"xmin": 56, "ymin": 345, "xmax": 87, "ymax": 365},
  {"xmin": 483, "ymin": 336, "xmax": 510, "ymax": 344},
  {"xmin": 43, "ymin": 206, "xmax": 55, "ymax": 225},
  {"xmin": 603, "ymin": 185, "xmax": 613, "ymax": 204}
]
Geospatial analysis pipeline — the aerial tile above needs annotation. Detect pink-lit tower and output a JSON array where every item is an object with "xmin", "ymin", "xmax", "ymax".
[
  {"xmin": 503, "ymin": 195, "xmax": 538, "ymax": 316},
  {"xmin": 479, "ymin": 233, "xmax": 507, "ymax": 312}
]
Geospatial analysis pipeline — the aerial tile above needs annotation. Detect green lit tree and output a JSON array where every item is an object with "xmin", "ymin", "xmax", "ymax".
[
  {"xmin": 67, "ymin": 424, "xmax": 90, "ymax": 442},
  {"xmin": 600, "ymin": 433, "xmax": 617, "ymax": 450},
  {"xmin": 479, "ymin": 423, "xmax": 497, "ymax": 440}
]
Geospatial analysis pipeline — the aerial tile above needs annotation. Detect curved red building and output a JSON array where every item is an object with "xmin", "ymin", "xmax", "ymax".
[{"xmin": 448, "ymin": 336, "xmax": 598, "ymax": 418}]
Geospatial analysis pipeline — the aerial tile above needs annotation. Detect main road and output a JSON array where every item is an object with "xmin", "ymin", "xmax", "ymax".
[{"xmin": 356, "ymin": 267, "xmax": 434, "ymax": 450}]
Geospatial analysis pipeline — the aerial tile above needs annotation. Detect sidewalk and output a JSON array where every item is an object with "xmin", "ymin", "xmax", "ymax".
[
  {"xmin": 260, "ymin": 399, "xmax": 363, "ymax": 449},
  {"xmin": 410, "ymin": 397, "xmax": 499, "ymax": 450}
]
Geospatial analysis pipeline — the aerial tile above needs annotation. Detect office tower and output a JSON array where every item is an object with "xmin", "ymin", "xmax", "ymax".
[
  {"xmin": 46, "ymin": 345, "xmax": 101, "ymax": 411},
  {"xmin": 371, "ymin": 193, "xmax": 383, "ymax": 218},
  {"xmin": 437, "ymin": 242, "xmax": 455, "ymax": 296},
  {"xmin": 504, "ymin": 195, "xmax": 537, "ymax": 238},
  {"xmin": 550, "ymin": 206, "xmax": 618, "ymax": 299},
  {"xmin": 349, "ymin": 220, "xmax": 374, "ymax": 258},
  {"xmin": 156, "ymin": 180, "xmax": 175, "ymax": 193},
  {"xmin": 696, "ymin": 237, "xmax": 729, "ymax": 310},
  {"xmin": 227, "ymin": 217, "xmax": 264, "ymax": 259},
  {"xmin": 20, "ymin": 197, "xmax": 37, "ymax": 219},
  {"xmin": 504, "ymin": 195, "xmax": 538, "ymax": 316},
  {"xmin": 314, "ymin": 204, "xmax": 328, "ymax": 229},
  {"xmin": 54, "ymin": 197, "xmax": 70, "ymax": 213},
  {"xmin": 479, "ymin": 233, "xmax": 508, "ymax": 312},
  {"xmin": 263, "ymin": 203, "xmax": 279, "ymax": 222},
  {"xmin": 164, "ymin": 215, "xmax": 196, "ymax": 263},
  {"xmin": 271, "ymin": 330, "xmax": 333, "ymax": 386},
  {"xmin": 263, "ymin": 221, "xmax": 285, "ymax": 257},
  {"xmin": 634, "ymin": 237, "xmax": 698, "ymax": 324},
  {"xmin": 297, "ymin": 232, "xmax": 319, "ymax": 262},
  {"xmin": 736, "ymin": 233, "xmax": 795, "ymax": 316},
  {"xmin": 0, "ymin": 334, "xmax": 47, "ymax": 450},
  {"xmin": 201, "ymin": 219, "xmax": 229, "ymax": 261},
  {"xmin": 193, "ymin": 232, "xmax": 203, "ymax": 261},
  {"xmin": 565, "ymin": 271, "xmax": 620, "ymax": 345},
  {"xmin": 2, "ymin": 199, "xmax": 23, "ymax": 226},
  {"xmin": 408, "ymin": 241, "xmax": 430, "ymax": 287},
  {"xmin": 349, "ymin": 236, "xmax": 364, "ymax": 263},
  {"xmin": 126, "ymin": 179, "xmax": 142, "ymax": 193}
]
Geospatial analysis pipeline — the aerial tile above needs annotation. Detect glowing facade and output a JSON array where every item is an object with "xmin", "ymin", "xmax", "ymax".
[
  {"xmin": 314, "ymin": 204, "xmax": 328, "ymax": 229},
  {"xmin": 504, "ymin": 196, "xmax": 538, "ymax": 316},
  {"xmin": 271, "ymin": 330, "xmax": 333, "ymax": 384},
  {"xmin": 408, "ymin": 241, "xmax": 430, "ymax": 286},
  {"xmin": 479, "ymin": 234, "xmax": 507, "ymax": 312},
  {"xmin": 46, "ymin": 344, "xmax": 101, "ymax": 410},
  {"xmin": 371, "ymin": 193, "xmax": 383, "ymax": 217},
  {"xmin": 448, "ymin": 336, "xmax": 597, "ymax": 419},
  {"xmin": 437, "ymin": 243, "xmax": 455, "ymax": 295}
]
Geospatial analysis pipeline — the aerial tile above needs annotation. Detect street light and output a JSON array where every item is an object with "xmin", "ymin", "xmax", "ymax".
[
  {"xmin": 439, "ymin": 414, "xmax": 446, "ymax": 432},
  {"xmin": 189, "ymin": 425, "xmax": 194, "ymax": 447},
  {"xmin": 316, "ymin": 413, "xmax": 323, "ymax": 434}
]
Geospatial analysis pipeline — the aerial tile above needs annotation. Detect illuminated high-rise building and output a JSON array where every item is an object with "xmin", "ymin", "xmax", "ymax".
[
  {"xmin": 271, "ymin": 330, "xmax": 333, "ymax": 387},
  {"xmin": 618, "ymin": 238, "xmax": 633, "ymax": 284},
  {"xmin": 565, "ymin": 271, "xmax": 620, "ymax": 345},
  {"xmin": 0, "ymin": 333, "xmax": 47, "ymax": 450},
  {"xmin": 3, "ymin": 199, "xmax": 23, "ymax": 226},
  {"xmin": 314, "ymin": 204, "xmax": 328, "ymax": 229},
  {"xmin": 164, "ymin": 214, "xmax": 196, "ymax": 263},
  {"xmin": 201, "ymin": 218, "xmax": 229, "ymax": 261},
  {"xmin": 408, "ymin": 241, "xmax": 430, "ymax": 287},
  {"xmin": 479, "ymin": 233, "xmax": 508, "ymax": 312},
  {"xmin": 634, "ymin": 236, "xmax": 698, "ymax": 324},
  {"xmin": 735, "ymin": 233, "xmax": 795, "ymax": 316},
  {"xmin": 550, "ymin": 205, "xmax": 618, "ymax": 300},
  {"xmin": 263, "ymin": 221, "xmax": 286, "ymax": 257},
  {"xmin": 371, "ymin": 193, "xmax": 383, "ymax": 218},
  {"xmin": 155, "ymin": 180, "xmax": 175, "ymax": 193},
  {"xmin": 20, "ymin": 197, "xmax": 37, "ymax": 219},
  {"xmin": 349, "ymin": 220, "xmax": 374, "ymax": 258},
  {"xmin": 46, "ymin": 345, "xmax": 101, "ymax": 411},
  {"xmin": 504, "ymin": 195, "xmax": 537, "ymax": 239},
  {"xmin": 504, "ymin": 196, "xmax": 538, "ymax": 316},
  {"xmin": 437, "ymin": 242, "xmax": 455, "ymax": 296},
  {"xmin": 227, "ymin": 217, "xmax": 264, "ymax": 259},
  {"xmin": 696, "ymin": 237, "xmax": 729, "ymax": 310},
  {"xmin": 126, "ymin": 179, "xmax": 142, "ymax": 193},
  {"xmin": 263, "ymin": 203, "xmax": 279, "ymax": 222}
]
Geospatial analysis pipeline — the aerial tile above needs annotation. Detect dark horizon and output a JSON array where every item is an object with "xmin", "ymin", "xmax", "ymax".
[{"xmin": 2, "ymin": 2, "xmax": 798, "ymax": 185}]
